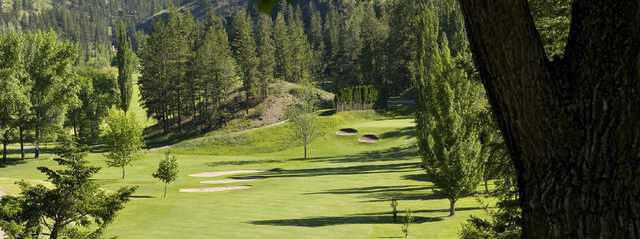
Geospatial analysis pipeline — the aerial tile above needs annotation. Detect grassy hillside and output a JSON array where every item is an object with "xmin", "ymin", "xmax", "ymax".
[
  {"xmin": 0, "ymin": 77, "xmax": 495, "ymax": 239},
  {"xmin": 168, "ymin": 111, "xmax": 372, "ymax": 156},
  {"xmin": 145, "ymin": 80, "xmax": 334, "ymax": 148},
  {"xmin": 0, "ymin": 110, "xmax": 493, "ymax": 239}
]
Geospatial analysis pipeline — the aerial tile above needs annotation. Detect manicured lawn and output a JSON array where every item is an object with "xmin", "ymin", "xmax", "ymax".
[{"xmin": 0, "ymin": 112, "xmax": 492, "ymax": 239}]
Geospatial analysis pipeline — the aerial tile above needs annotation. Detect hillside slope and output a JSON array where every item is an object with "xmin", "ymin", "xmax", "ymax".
[
  {"xmin": 145, "ymin": 80, "xmax": 334, "ymax": 147},
  {"xmin": 137, "ymin": 0, "xmax": 248, "ymax": 32}
]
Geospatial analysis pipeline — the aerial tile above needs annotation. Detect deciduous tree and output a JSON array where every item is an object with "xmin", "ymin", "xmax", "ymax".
[
  {"xmin": 414, "ymin": 6, "xmax": 485, "ymax": 217},
  {"xmin": 286, "ymin": 80, "xmax": 318, "ymax": 159},
  {"xmin": 152, "ymin": 152, "xmax": 179, "ymax": 198},
  {"xmin": 102, "ymin": 108, "xmax": 145, "ymax": 179}
]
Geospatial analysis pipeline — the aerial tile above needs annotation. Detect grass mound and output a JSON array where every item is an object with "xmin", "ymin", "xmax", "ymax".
[{"xmin": 169, "ymin": 111, "xmax": 379, "ymax": 155}]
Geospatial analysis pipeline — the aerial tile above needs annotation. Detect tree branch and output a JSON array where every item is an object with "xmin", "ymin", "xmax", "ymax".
[
  {"xmin": 457, "ymin": 0, "xmax": 550, "ymax": 172},
  {"xmin": 564, "ymin": 0, "xmax": 640, "ymax": 88}
]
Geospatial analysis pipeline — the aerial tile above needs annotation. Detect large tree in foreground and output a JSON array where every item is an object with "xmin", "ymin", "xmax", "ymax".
[
  {"xmin": 0, "ymin": 136, "xmax": 136, "ymax": 239},
  {"xmin": 457, "ymin": 0, "xmax": 640, "ymax": 238}
]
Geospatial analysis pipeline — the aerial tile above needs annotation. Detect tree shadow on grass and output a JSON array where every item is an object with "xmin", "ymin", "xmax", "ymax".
[
  {"xmin": 232, "ymin": 162, "xmax": 421, "ymax": 180},
  {"xmin": 401, "ymin": 174, "xmax": 433, "ymax": 182},
  {"xmin": 130, "ymin": 195, "xmax": 156, "ymax": 199},
  {"xmin": 354, "ymin": 206, "xmax": 489, "ymax": 216},
  {"xmin": 293, "ymin": 146, "xmax": 420, "ymax": 164},
  {"xmin": 90, "ymin": 178, "xmax": 122, "ymax": 186},
  {"xmin": 379, "ymin": 126, "xmax": 416, "ymax": 139},
  {"xmin": 206, "ymin": 159, "xmax": 287, "ymax": 167},
  {"xmin": 0, "ymin": 157, "xmax": 28, "ymax": 168},
  {"xmin": 249, "ymin": 215, "xmax": 443, "ymax": 227},
  {"xmin": 362, "ymin": 192, "xmax": 448, "ymax": 202},
  {"xmin": 305, "ymin": 185, "xmax": 435, "ymax": 195}
]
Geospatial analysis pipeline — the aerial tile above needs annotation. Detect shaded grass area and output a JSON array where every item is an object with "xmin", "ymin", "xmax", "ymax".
[{"xmin": 0, "ymin": 112, "xmax": 493, "ymax": 239}]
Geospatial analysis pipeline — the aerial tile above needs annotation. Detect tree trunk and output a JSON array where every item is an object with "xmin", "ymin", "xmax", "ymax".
[
  {"xmin": 164, "ymin": 183, "xmax": 167, "ymax": 198},
  {"xmin": 49, "ymin": 223, "xmax": 61, "ymax": 239},
  {"xmin": 458, "ymin": 0, "xmax": 640, "ymax": 237},
  {"xmin": 484, "ymin": 179, "xmax": 489, "ymax": 194},
  {"xmin": 304, "ymin": 141, "xmax": 308, "ymax": 159},
  {"xmin": 72, "ymin": 117, "xmax": 78, "ymax": 138},
  {"xmin": 448, "ymin": 199, "xmax": 456, "ymax": 217},
  {"xmin": 19, "ymin": 125, "xmax": 24, "ymax": 160},
  {"xmin": 2, "ymin": 137, "xmax": 7, "ymax": 164},
  {"xmin": 122, "ymin": 166, "xmax": 126, "ymax": 179},
  {"xmin": 34, "ymin": 124, "xmax": 40, "ymax": 159}
]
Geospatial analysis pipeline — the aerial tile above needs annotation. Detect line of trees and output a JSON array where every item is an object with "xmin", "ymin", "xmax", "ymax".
[
  {"xmin": 335, "ymin": 85, "xmax": 378, "ymax": 112},
  {"xmin": 0, "ymin": 0, "xmax": 188, "ymax": 66},
  {"xmin": 0, "ymin": 31, "xmax": 80, "ymax": 161},
  {"xmin": 138, "ymin": 0, "xmax": 437, "ymax": 133},
  {"xmin": 0, "ymin": 30, "xmax": 139, "ymax": 161},
  {"xmin": 139, "ymin": 2, "xmax": 320, "ymax": 134}
]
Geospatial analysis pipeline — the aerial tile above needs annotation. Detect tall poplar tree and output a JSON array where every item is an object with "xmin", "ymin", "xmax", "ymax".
[
  {"xmin": 413, "ymin": 6, "xmax": 485, "ymax": 217},
  {"xmin": 114, "ymin": 22, "xmax": 138, "ymax": 113}
]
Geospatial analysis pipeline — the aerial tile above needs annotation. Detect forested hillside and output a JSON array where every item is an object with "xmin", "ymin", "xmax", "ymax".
[{"xmin": 0, "ymin": 0, "xmax": 199, "ymax": 65}]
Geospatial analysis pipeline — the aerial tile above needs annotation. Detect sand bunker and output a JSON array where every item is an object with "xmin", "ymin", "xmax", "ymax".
[
  {"xmin": 336, "ymin": 128, "xmax": 358, "ymax": 136},
  {"xmin": 359, "ymin": 134, "xmax": 380, "ymax": 144},
  {"xmin": 200, "ymin": 179, "xmax": 256, "ymax": 184},
  {"xmin": 189, "ymin": 170, "xmax": 264, "ymax": 178},
  {"xmin": 180, "ymin": 186, "xmax": 251, "ymax": 193}
]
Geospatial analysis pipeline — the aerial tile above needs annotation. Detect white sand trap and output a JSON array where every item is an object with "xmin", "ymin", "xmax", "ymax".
[
  {"xmin": 180, "ymin": 186, "xmax": 251, "ymax": 193},
  {"xmin": 200, "ymin": 179, "xmax": 256, "ymax": 184},
  {"xmin": 189, "ymin": 170, "xmax": 264, "ymax": 178},
  {"xmin": 359, "ymin": 134, "xmax": 380, "ymax": 144}
]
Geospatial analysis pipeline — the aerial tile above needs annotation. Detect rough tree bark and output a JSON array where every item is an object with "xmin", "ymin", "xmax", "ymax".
[{"xmin": 458, "ymin": 0, "xmax": 640, "ymax": 238}]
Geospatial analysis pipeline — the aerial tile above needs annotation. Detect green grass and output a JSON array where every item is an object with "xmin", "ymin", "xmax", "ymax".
[
  {"xmin": 0, "ymin": 111, "xmax": 493, "ymax": 239},
  {"xmin": 130, "ymin": 73, "xmax": 156, "ymax": 128}
]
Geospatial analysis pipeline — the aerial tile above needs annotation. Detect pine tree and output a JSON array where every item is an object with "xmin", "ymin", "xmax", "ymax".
[
  {"xmin": 231, "ymin": 10, "xmax": 259, "ymax": 107},
  {"xmin": 307, "ymin": 1, "xmax": 325, "ymax": 80},
  {"xmin": 287, "ymin": 11, "xmax": 313, "ymax": 83},
  {"xmin": 360, "ymin": 2, "xmax": 388, "ymax": 101},
  {"xmin": 273, "ymin": 6, "xmax": 291, "ymax": 82},
  {"xmin": 323, "ymin": 6, "xmax": 340, "ymax": 88},
  {"xmin": 191, "ymin": 11, "xmax": 239, "ymax": 129},
  {"xmin": 139, "ymin": 6, "xmax": 193, "ymax": 133},
  {"xmin": 255, "ymin": 14, "xmax": 276, "ymax": 100}
]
